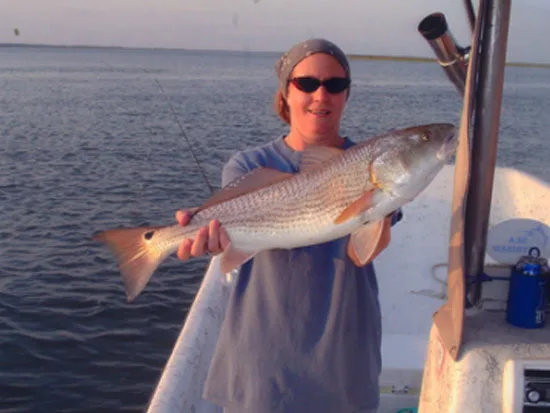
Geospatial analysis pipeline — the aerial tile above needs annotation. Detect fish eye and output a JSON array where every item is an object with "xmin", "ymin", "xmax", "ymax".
[{"xmin": 420, "ymin": 133, "xmax": 430, "ymax": 142}]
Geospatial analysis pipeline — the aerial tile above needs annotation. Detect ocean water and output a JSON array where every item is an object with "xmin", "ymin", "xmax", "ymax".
[{"xmin": 1, "ymin": 46, "xmax": 549, "ymax": 413}]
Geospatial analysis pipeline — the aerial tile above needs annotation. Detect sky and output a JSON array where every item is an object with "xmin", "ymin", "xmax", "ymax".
[{"xmin": 1, "ymin": 0, "xmax": 549, "ymax": 63}]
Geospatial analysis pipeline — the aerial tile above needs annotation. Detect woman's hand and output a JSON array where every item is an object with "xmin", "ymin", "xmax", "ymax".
[{"xmin": 175, "ymin": 209, "xmax": 230, "ymax": 261}]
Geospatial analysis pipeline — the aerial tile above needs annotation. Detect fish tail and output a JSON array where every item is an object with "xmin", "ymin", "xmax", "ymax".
[{"xmin": 93, "ymin": 225, "xmax": 171, "ymax": 302}]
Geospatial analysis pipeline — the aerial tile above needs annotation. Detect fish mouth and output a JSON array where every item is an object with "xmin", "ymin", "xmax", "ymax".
[{"xmin": 436, "ymin": 127, "xmax": 459, "ymax": 161}]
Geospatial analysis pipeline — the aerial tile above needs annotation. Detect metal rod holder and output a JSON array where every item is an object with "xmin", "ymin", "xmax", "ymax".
[{"xmin": 419, "ymin": 0, "xmax": 512, "ymax": 308}]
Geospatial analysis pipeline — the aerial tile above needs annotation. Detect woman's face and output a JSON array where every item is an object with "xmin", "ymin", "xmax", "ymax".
[{"xmin": 286, "ymin": 53, "xmax": 349, "ymax": 145}]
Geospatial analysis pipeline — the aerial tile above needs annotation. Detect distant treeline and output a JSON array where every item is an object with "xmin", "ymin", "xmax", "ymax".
[{"xmin": 347, "ymin": 53, "xmax": 550, "ymax": 69}]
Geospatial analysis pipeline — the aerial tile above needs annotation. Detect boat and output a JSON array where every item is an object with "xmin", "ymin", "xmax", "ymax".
[{"xmin": 145, "ymin": 0, "xmax": 550, "ymax": 411}]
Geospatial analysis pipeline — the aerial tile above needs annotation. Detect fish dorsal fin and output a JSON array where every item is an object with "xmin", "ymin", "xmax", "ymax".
[
  {"xmin": 197, "ymin": 167, "xmax": 294, "ymax": 212},
  {"xmin": 299, "ymin": 145, "xmax": 344, "ymax": 172}
]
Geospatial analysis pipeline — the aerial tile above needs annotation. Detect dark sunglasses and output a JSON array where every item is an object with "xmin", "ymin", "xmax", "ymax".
[{"xmin": 289, "ymin": 76, "xmax": 350, "ymax": 94}]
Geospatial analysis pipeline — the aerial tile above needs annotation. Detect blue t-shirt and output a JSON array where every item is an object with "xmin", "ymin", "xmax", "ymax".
[{"xmin": 203, "ymin": 136, "xmax": 400, "ymax": 413}]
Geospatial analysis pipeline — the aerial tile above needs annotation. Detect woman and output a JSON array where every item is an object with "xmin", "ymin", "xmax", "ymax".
[{"xmin": 176, "ymin": 38, "xmax": 400, "ymax": 413}]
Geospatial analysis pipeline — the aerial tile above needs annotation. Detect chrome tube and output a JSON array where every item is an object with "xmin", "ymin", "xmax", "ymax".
[
  {"xmin": 421, "ymin": 0, "xmax": 512, "ymax": 358},
  {"xmin": 464, "ymin": 0, "xmax": 476, "ymax": 32},
  {"xmin": 418, "ymin": 12, "xmax": 469, "ymax": 95},
  {"xmin": 466, "ymin": 0, "xmax": 512, "ymax": 306}
]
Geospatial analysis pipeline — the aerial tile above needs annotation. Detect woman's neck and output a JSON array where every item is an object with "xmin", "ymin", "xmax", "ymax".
[{"xmin": 284, "ymin": 130, "xmax": 345, "ymax": 151}]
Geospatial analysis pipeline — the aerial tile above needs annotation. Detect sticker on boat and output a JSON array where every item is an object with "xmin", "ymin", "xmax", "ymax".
[{"xmin": 486, "ymin": 218, "xmax": 550, "ymax": 264}]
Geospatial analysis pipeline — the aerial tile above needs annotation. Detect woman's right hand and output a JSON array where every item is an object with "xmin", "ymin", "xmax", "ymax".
[{"xmin": 175, "ymin": 210, "xmax": 230, "ymax": 261}]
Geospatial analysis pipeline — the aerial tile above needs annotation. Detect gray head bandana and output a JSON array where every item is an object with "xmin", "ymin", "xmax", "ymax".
[{"xmin": 274, "ymin": 38, "xmax": 351, "ymax": 98}]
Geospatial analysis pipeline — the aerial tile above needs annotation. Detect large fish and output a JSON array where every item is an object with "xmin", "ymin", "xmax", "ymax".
[{"xmin": 94, "ymin": 123, "xmax": 457, "ymax": 301}]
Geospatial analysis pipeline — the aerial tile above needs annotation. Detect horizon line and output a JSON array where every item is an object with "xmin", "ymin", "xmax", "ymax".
[{"xmin": 1, "ymin": 42, "xmax": 549, "ymax": 68}]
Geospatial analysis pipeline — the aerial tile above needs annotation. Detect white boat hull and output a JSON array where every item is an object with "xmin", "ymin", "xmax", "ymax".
[{"xmin": 146, "ymin": 165, "xmax": 550, "ymax": 413}]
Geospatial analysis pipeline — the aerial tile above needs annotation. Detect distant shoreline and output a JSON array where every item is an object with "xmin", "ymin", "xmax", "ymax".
[
  {"xmin": 1, "ymin": 42, "xmax": 549, "ymax": 69},
  {"xmin": 347, "ymin": 54, "xmax": 550, "ymax": 69}
]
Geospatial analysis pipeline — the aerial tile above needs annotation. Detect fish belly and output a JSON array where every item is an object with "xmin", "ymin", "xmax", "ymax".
[{"xmin": 226, "ymin": 214, "xmax": 365, "ymax": 253}]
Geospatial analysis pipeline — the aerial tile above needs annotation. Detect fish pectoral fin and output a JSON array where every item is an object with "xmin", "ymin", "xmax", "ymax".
[
  {"xmin": 219, "ymin": 244, "xmax": 257, "ymax": 274},
  {"xmin": 347, "ymin": 217, "xmax": 392, "ymax": 266},
  {"xmin": 299, "ymin": 145, "xmax": 345, "ymax": 172},
  {"xmin": 197, "ymin": 168, "xmax": 294, "ymax": 212},
  {"xmin": 334, "ymin": 189, "xmax": 377, "ymax": 225}
]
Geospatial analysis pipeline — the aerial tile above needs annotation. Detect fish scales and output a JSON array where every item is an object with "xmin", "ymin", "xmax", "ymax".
[{"xmin": 194, "ymin": 150, "xmax": 372, "ymax": 239}]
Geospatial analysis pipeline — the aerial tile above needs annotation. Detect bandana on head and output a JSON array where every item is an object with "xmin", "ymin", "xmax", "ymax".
[{"xmin": 274, "ymin": 38, "xmax": 351, "ymax": 98}]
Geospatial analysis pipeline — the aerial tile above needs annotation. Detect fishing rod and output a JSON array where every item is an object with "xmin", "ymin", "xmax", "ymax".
[
  {"xmin": 101, "ymin": 60, "xmax": 215, "ymax": 196},
  {"xmin": 152, "ymin": 78, "xmax": 215, "ymax": 195}
]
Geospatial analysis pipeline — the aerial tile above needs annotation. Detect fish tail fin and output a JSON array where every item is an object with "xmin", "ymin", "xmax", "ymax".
[{"xmin": 93, "ymin": 226, "xmax": 169, "ymax": 302}]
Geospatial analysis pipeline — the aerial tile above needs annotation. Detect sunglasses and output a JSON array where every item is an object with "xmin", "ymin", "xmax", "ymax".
[{"xmin": 289, "ymin": 76, "xmax": 350, "ymax": 94}]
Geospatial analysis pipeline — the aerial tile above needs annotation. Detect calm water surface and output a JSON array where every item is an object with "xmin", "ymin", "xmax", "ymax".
[{"xmin": 1, "ymin": 46, "xmax": 549, "ymax": 412}]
